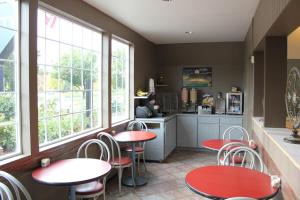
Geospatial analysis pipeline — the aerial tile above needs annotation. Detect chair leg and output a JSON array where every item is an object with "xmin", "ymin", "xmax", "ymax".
[
  {"xmin": 142, "ymin": 152, "xmax": 147, "ymax": 173},
  {"xmin": 131, "ymin": 165, "xmax": 136, "ymax": 188},
  {"xmin": 103, "ymin": 177, "xmax": 106, "ymax": 200},
  {"xmin": 137, "ymin": 154, "xmax": 141, "ymax": 175},
  {"xmin": 118, "ymin": 167, "xmax": 123, "ymax": 193}
]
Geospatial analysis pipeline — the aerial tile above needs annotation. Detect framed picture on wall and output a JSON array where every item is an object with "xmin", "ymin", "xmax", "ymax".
[{"xmin": 182, "ymin": 67, "xmax": 212, "ymax": 87}]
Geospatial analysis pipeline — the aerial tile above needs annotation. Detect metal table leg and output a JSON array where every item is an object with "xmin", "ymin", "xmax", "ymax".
[
  {"xmin": 68, "ymin": 185, "xmax": 76, "ymax": 200},
  {"xmin": 122, "ymin": 142, "xmax": 147, "ymax": 187}
]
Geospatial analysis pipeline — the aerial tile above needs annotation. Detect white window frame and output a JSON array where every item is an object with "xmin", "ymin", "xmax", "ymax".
[
  {"xmin": 0, "ymin": 0, "xmax": 21, "ymax": 161},
  {"xmin": 37, "ymin": 4, "xmax": 104, "ymax": 148},
  {"xmin": 111, "ymin": 36, "xmax": 134, "ymax": 125}
]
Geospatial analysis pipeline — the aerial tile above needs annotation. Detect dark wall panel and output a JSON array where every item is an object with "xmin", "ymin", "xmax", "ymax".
[{"xmin": 156, "ymin": 42, "xmax": 244, "ymax": 97}]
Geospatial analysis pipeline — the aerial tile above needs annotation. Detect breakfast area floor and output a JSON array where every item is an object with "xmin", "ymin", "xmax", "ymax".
[{"xmin": 105, "ymin": 150, "xmax": 215, "ymax": 200}]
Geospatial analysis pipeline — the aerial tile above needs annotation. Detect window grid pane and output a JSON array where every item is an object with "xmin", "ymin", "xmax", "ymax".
[
  {"xmin": 38, "ymin": 8, "xmax": 102, "ymax": 146},
  {"xmin": 0, "ymin": 0, "xmax": 20, "ymax": 160},
  {"xmin": 111, "ymin": 39, "xmax": 130, "ymax": 124}
]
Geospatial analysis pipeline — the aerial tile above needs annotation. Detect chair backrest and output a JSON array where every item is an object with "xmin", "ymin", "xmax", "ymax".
[
  {"xmin": 223, "ymin": 146, "xmax": 264, "ymax": 172},
  {"xmin": 0, "ymin": 171, "xmax": 32, "ymax": 200},
  {"xmin": 0, "ymin": 182, "xmax": 14, "ymax": 200},
  {"xmin": 77, "ymin": 139, "xmax": 110, "ymax": 162},
  {"xmin": 97, "ymin": 132, "xmax": 121, "ymax": 163},
  {"xmin": 222, "ymin": 126, "xmax": 250, "ymax": 141},
  {"xmin": 217, "ymin": 142, "xmax": 247, "ymax": 165},
  {"xmin": 127, "ymin": 121, "xmax": 148, "ymax": 131}
]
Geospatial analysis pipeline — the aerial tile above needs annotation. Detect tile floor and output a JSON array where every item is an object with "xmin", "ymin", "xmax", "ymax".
[{"xmin": 105, "ymin": 150, "xmax": 216, "ymax": 200}]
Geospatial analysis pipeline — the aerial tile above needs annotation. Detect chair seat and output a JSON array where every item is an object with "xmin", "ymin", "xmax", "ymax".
[
  {"xmin": 220, "ymin": 155, "xmax": 243, "ymax": 164},
  {"xmin": 75, "ymin": 181, "xmax": 103, "ymax": 195},
  {"xmin": 110, "ymin": 156, "xmax": 132, "ymax": 166},
  {"xmin": 124, "ymin": 146, "xmax": 144, "ymax": 152}
]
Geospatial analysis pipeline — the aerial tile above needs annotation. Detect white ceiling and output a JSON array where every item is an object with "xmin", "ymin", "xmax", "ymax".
[{"xmin": 83, "ymin": 0, "xmax": 260, "ymax": 44}]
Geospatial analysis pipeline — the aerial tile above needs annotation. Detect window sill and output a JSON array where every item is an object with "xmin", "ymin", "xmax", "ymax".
[
  {"xmin": 0, "ymin": 153, "xmax": 31, "ymax": 167},
  {"xmin": 40, "ymin": 127, "xmax": 106, "ymax": 152},
  {"xmin": 112, "ymin": 119, "xmax": 132, "ymax": 128}
]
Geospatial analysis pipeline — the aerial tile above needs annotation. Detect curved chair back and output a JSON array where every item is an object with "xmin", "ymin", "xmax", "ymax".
[
  {"xmin": 77, "ymin": 139, "xmax": 110, "ymax": 162},
  {"xmin": 127, "ymin": 121, "xmax": 148, "ymax": 131},
  {"xmin": 127, "ymin": 121, "xmax": 148, "ymax": 148},
  {"xmin": 223, "ymin": 126, "xmax": 250, "ymax": 141},
  {"xmin": 223, "ymin": 146, "xmax": 264, "ymax": 172},
  {"xmin": 0, "ymin": 171, "xmax": 32, "ymax": 200},
  {"xmin": 0, "ymin": 182, "xmax": 14, "ymax": 200},
  {"xmin": 217, "ymin": 142, "xmax": 246, "ymax": 165},
  {"xmin": 97, "ymin": 132, "xmax": 122, "ymax": 164}
]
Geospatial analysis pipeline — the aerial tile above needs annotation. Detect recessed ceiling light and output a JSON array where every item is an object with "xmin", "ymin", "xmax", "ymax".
[{"xmin": 185, "ymin": 31, "xmax": 192, "ymax": 35}]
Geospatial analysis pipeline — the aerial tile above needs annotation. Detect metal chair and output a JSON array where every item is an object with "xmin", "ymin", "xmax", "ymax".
[
  {"xmin": 222, "ymin": 146, "xmax": 264, "ymax": 172},
  {"xmin": 217, "ymin": 142, "xmax": 247, "ymax": 165},
  {"xmin": 97, "ymin": 132, "xmax": 134, "ymax": 192},
  {"xmin": 125, "ymin": 121, "xmax": 148, "ymax": 174},
  {"xmin": 223, "ymin": 126, "xmax": 250, "ymax": 141},
  {"xmin": 0, "ymin": 170, "xmax": 32, "ymax": 200},
  {"xmin": 75, "ymin": 139, "xmax": 110, "ymax": 200}
]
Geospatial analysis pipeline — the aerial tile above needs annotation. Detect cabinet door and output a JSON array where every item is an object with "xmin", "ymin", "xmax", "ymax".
[
  {"xmin": 198, "ymin": 123, "xmax": 220, "ymax": 147},
  {"xmin": 165, "ymin": 117, "xmax": 177, "ymax": 158},
  {"xmin": 177, "ymin": 115, "xmax": 197, "ymax": 148},
  {"xmin": 219, "ymin": 117, "xmax": 244, "ymax": 140},
  {"xmin": 144, "ymin": 123, "xmax": 164, "ymax": 161}
]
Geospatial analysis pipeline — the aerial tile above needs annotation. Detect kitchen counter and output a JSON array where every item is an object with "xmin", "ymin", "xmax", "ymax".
[
  {"xmin": 136, "ymin": 114, "xmax": 177, "ymax": 122},
  {"xmin": 136, "ymin": 113, "xmax": 243, "ymax": 122}
]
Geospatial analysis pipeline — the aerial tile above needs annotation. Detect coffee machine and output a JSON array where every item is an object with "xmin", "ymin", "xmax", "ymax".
[{"xmin": 181, "ymin": 88, "xmax": 198, "ymax": 113}]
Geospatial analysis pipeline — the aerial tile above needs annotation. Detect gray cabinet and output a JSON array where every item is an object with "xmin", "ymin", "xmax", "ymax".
[
  {"xmin": 219, "ymin": 116, "xmax": 243, "ymax": 140},
  {"xmin": 144, "ymin": 122, "xmax": 164, "ymax": 161},
  {"xmin": 198, "ymin": 116, "xmax": 219, "ymax": 147},
  {"xmin": 165, "ymin": 117, "xmax": 177, "ymax": 158},
  {"xmin": 137, "ymin": 115, "xmax": 177, "ymax": 162},
  {"xmin": 177, "ymin": 115, "xmax": 198, "ymax": 148}
]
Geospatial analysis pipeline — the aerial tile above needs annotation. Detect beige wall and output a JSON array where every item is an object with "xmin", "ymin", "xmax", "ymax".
[
  {"xmin": 288, "ymin": 27, "xmax": 300, "ymax": 59},
  {"xmin": 156, "ymin": 42, "xmax": 244, "ymax": 98}
]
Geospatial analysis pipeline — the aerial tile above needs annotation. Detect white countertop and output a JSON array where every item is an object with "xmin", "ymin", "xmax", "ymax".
[{"xmin": 136, "ymin": 113, "xmax": 243, "ymax": 122}]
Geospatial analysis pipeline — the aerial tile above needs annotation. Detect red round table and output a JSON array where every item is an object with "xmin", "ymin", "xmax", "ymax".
[
  {"xmin": 114, "ymin": 131, "xmax": 156, "ymax": 187},
  {"xmin": 32, "ymin": 158, "xmax": 111, "ymax": 200},
  {"xmin": 202, "ymin": 139, "xmax": 250, "ymax": 151},
  {"xmin": 185, "ymin": 166, "xmax": 279, "ymax": 199}
]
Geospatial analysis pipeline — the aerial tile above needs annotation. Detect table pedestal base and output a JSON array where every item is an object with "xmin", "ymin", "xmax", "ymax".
[{"xmin": 122, "ymin": 176, "xmax": 147, "ymax": 187}]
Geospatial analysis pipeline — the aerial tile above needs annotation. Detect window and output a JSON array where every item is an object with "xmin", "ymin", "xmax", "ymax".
[
  {"xmin": 111, "ymin": 39, "xmax": 130, "ymax": 124},
  {"xmin": 0, "ymin": 0, "xmax": 20, "ymax": 159},
  {"xmin": 37, "ymin": 8, "xmax": 102, "ymax": 146}
]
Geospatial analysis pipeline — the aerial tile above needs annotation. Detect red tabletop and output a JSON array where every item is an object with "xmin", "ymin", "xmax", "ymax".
[
  {"xmin": 32, "ymin": 158, "xmax": 111, "ymax": 186},
  {"xmin": 201, "ymin": 139, "xmax": 249, "ymax": 151},
  {"xmin": 114, "ymin": 131, "xmax": 157, "ymax": 143},
  {"xmin": 186, "ymin": 166, "xmax": 278, "ymax": 199}
]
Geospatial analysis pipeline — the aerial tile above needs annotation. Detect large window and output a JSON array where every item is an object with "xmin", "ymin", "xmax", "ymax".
[
  {"xmin": 0, "ymin": 0, "xmax": 20, "ymax": 159},
  {"xmin": 37, "ymin": 8, "xmax": 102, "ymax": 146},
  {"xmin": 111, "ymin": 39, "xmax": 130, "ymax": 124}
]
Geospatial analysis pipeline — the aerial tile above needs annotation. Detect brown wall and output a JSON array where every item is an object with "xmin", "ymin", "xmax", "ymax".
[
  {"xmin": 6, "ymin": 0, "xmax": 157, "ymax": 199},
  {"xmin": 41, "ymin": 0, "xmax": 157, "ymax": 91},
  {"xmin": 156, "ymin": 42, "xmax": 244, "ymax": 97},
  {"xmin": 252, "ymin": 0, "xmax": 291, "ymax": 50},
  {"xmin": 243, "ymin": 0, "xmax": 299, "ymax": 129},
  {"xmin": 243, "ymin": 0, "xmax": 300, "ymax": 197}
]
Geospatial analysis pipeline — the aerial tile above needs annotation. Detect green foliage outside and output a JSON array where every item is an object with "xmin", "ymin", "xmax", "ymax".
[
  {"xmin": 38, "ymin": 49, "xmax": 99, "ymax": 144},
  {"xmin": 0, "ymin": 54, "xmax": 17, "ymax": 154}
]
